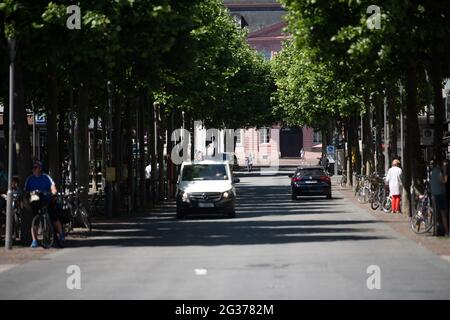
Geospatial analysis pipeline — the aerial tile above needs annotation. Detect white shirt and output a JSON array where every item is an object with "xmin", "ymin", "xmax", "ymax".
[{"xmin": 385, "ymin": 166, "xmax": 402, "ymax": 196}]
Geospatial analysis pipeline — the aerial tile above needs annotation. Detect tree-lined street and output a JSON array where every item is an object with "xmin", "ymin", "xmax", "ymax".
[
  {"xmin": 1, "ymin": 0, "xmax": 450, "ymax": 301},
  {"xmin": 1, "ymin": 173, "xmax": 449, "ymax": 299}
]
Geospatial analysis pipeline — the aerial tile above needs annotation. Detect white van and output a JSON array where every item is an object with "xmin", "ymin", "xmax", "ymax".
[{"xmin": 176, "ymin": 160, "xmax": 240, "ymax": 219}]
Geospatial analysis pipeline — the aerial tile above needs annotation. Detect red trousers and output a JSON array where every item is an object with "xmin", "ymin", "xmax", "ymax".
[{"xmin": 392, "ymin": 195, "xmax": 401, "ymax": 213}]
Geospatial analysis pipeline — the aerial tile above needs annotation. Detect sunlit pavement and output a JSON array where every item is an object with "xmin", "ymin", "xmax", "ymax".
[{"xmin": 0, "ymin": 172, "xmax": 450, "ymax": 299}]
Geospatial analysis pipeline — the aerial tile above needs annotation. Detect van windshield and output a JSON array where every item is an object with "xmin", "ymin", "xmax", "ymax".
[{"xmin": 182, "ymin": 164, "xmax": 228, "ymax": 181}]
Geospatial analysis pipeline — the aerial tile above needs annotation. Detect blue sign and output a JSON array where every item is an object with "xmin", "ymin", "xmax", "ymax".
[
  {"xmin": 326, "ymin": 145, "xmax": 335, "ymax": 155},
  {"xmin": 35, "ymin": 114, "xmax": 46, "ymax": 124}
]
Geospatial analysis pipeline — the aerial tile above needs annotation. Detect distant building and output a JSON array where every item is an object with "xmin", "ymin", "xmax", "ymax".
[{"xmin": 222, "ymin": 0, "xmax": 321, "ymax": 165}]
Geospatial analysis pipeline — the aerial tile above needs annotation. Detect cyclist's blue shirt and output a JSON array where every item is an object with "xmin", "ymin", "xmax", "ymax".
[{"xmin": 25, "ymin": 174, "xmax": 55, "ymax": 202}]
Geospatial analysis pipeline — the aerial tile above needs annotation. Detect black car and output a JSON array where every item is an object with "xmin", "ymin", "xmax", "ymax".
[{"xmin": 289, "ymin": 166, "xmax": 332, "ymax": 200}]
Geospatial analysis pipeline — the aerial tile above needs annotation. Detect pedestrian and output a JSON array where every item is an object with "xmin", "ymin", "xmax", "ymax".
[
  {"xmin": 385, "ymin": 159, "xmax": 403, "ymax": 213},
  {"xmin": 145, "ymin": 162, "xmax": 152, "ymax": 194},
  {"xmin": 431, "ymin": 157, "xmax": 449, "ymax": 237},
  {"xmin": 300, "ymin": 148, "xmax": 305, "ymax": 159}
]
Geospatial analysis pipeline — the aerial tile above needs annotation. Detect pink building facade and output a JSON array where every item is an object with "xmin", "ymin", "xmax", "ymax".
[{"xmin": 224, "ymin": 1, "xmax": 321, "ymax": 166}]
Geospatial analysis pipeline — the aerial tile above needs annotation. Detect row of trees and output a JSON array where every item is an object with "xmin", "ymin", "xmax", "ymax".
[
  {"xmin": 0, "ymin": 0, "xmax": 274, "ymax": 240},
  {"xmin": 272, "ymin": 0, "xmax": 450, "ymax": 215}
]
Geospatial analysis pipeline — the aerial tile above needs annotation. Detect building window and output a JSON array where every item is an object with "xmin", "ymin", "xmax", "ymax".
[
  {"xmin": 259, "ymin": 128, "xmax": 270, "ymax": 144},
  {"xmin": 235, "ymin": 129, "xmax": 242, "ymax": 145},
  {"xmin": 260, "ymin": 49, "xmax": 272, "ymax": 61},
  {"xmin": 313, "ymin": 130, "xmax": 322, "ymax": 143}
]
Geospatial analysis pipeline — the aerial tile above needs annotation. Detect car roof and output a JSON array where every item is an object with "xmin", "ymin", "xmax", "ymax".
[{"xmin": 296, "ymin": 166, "xmax": 325, "ymax": 170}]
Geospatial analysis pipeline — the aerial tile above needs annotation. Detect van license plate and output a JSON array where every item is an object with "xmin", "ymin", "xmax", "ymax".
[{"xmin": 198, "ymin": 202, "xmax": 214, "ymax": 208}]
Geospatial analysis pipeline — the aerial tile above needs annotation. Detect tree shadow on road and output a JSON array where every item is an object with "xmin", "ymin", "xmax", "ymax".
[{"xmin": 64, "ymin": 179, "xmax": 387, "ymax": 248}]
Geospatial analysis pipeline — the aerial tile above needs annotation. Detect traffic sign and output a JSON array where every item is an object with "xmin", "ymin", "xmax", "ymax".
[{"xmin": 326, "ymin": 145, "xmax": 335, "ymax": 155}]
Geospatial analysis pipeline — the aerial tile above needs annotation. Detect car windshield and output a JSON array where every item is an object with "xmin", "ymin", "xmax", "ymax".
[
  {"xmin": 296, "ymin": 169, "xmax": 325, "ymax": 177},
  {"xmin": 182, "ymin": 164, "xmax": 228, "ymax": 181}
]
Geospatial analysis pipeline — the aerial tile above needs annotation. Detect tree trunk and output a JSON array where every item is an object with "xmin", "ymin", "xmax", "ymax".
[
  {"xmin": 137, "ymin": 92, "xmax": 146, "ymax": 208},
  {"xmin": 76, "ymin": 80, "xmax": 90, "ymax": 208},
  {"xmin": 345, "ymin": 119, "xmax": 353, "ymax": 187},
  {"xmin": 403, "ymin": 66, "xmax": 424, "ymax": 217},
  {"xmin": 431, "ymin": 58, "xmax": 445, "ymax": 159},
  {"xmin": 387, "ymin": 85, "xmax": 398, "ymax": 162},
  {"xmin": 90, "ymin": 115, "xmax": 98, "ymax": 193},
  {"xmin": 58, "ymin": 102, "xmax": 66, "ymax": 188},
  {"xmin": 46, "ymin": 65, "xmax": 60, "ymax": 188},
  {"xmin": 150, "ymin": 101, "xmax": 158, "ymax": 204},
  {"xmin": 124, "ymin": 96, "xmax": 134, "ymax": 214},
  {"xmin": 112, "ymin": 94, "xmax": 123, "ymax": 215},
  {"xmin": 362, "ymin": 95, "xmax": 374, "ymax": 175},
  {"xmin": 375, "ymin": 94, "xmax": 384, "ymax": 173},
  {"xmin": 15, "ymin": 63, "xmax": 32, "ymax": 243},
  {"xmin": 157, "ymin": 106, "xmax": 165, "ymax": 201}
]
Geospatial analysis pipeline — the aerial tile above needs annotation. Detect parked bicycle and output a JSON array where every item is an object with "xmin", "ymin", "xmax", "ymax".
[
  {"xmin": 340, "ymin": 171, "xmax": 348, "ymax": 187},
  {"xmin": 61, "ymin": 186, "xmax": 92, "ymax": 235},
  {"xmin": 410, "ymin": 179, "xmax": 434, "ymax": 234},
  {"xmin": 370, "ymin": 174, "xmax": 387, "ymax": 211},
  {"xmin": 357, "ymin": 175, "xmax": 371, "ymax": 204}
]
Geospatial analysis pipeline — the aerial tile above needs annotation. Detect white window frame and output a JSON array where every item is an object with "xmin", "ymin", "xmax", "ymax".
[
  {"xmin": 313, "ymin": 130, "xmax": 322, "ymax": 143},
  {"xmin": 259, "ymin": 128, "xmax": 270, "ymax": 144}
]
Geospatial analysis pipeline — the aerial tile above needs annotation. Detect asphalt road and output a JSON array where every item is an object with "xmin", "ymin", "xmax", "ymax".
[{"xmin": 1, "ymin": 172, "xmax": 450, "ymax": 299}]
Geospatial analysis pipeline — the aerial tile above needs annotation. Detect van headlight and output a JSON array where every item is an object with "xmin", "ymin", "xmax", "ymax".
[
  {"xmin": 179, "ymin": 191, "xmax": 189, "ymax": 202},
  {"xmin": 222, "ymin": 190, "xmax": 233, "ymax": 199}
]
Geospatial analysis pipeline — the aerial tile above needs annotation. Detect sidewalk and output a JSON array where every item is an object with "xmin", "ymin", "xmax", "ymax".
[{"xmin": 334, "ymin": 177, "xmax": 450, "ymax": 262}]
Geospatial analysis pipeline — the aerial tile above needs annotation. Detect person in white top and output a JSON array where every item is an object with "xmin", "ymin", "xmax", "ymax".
[{"xmin": 385, "ymin": 159, "xmax": 403, "ymax": 213}]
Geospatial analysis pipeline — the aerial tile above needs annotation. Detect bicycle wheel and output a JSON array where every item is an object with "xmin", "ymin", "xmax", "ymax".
[
  {"xmin": 410, "ymin": 211, "xmax": 433, "ymax": 234},
  {"xmin": 382, "ymin": 198, "xmax": 392, "ymax": 213},
  {"xmin": 358, "ymin": 187, "xmax": 370, "ymax": 204},
  {"xmin": 370, "ymin": 195, "xmax": 380, "ymax": 210},
  {"xmin": 78, "ymin": 207, "xmax": 92, "ymax": 231},
  {"xmin": 32, "ymin": 214, "xmax": 54, "ymax": 248}
]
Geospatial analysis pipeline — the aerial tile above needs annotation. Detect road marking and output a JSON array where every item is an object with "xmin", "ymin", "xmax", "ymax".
[
  {"xmin": 0, "ymin": 264, "xmax": 18, "ymax": 273},
  {"xmin": 195, "ymin": 268, "xmax": 208, "ymax": 275}
]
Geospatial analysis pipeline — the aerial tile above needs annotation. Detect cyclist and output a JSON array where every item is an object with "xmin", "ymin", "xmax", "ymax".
[{"xmin": 25, "ymin": 161, "xmax": 64, "ymax": 248}]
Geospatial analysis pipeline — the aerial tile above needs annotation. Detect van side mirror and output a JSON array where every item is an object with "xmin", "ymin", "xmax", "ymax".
[{"xmin": 233, "ymin": 178, "xmax": 240, "ymax": 183}]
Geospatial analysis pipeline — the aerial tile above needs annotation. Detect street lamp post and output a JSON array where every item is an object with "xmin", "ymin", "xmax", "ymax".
[{"xmin": 5, "ymin": 39, "xmax": 16, "ymax": 250}]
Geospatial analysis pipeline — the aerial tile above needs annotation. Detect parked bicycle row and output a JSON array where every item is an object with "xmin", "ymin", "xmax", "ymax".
[
  {"xmin": 340, "ymin": 158, "xmax": 450, "ymax": 237},
  {"xmin": 0, "ymin": 161, "xmax": 93, "ymax": 248}
]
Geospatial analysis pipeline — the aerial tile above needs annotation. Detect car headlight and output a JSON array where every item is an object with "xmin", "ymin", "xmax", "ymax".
[
  {"xmin": 179, "ymin": 191, "xmax": 189, "ymax": 202},
  {"xmin": 222, "ymin": 190, "xmax": 233, "ymax": 199}
]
